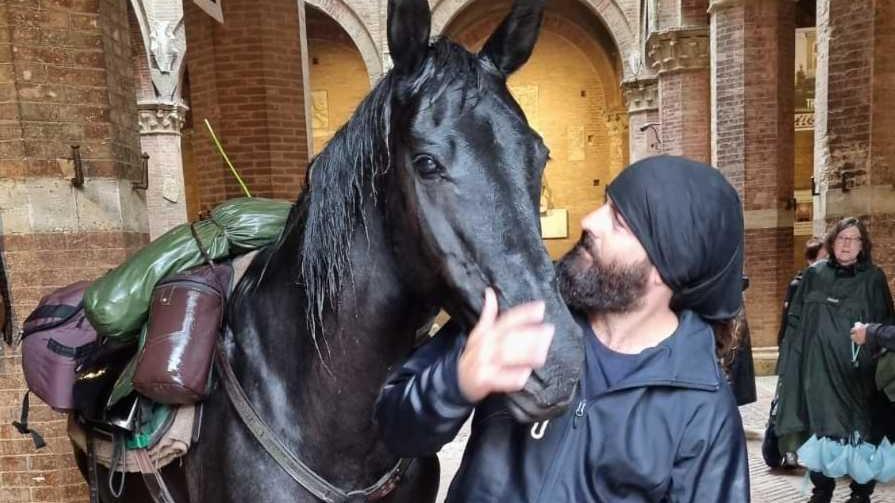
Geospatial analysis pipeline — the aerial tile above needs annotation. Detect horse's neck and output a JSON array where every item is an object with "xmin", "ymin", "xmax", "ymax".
[{"xmin": 230, "ymin": 203, "xmax": 430, "ymax": 488}]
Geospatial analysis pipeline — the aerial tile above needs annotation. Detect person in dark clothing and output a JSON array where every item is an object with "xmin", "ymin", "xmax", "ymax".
[
  {"xmin": 775, "ymin": 217, "xmax": 895, "ymax": 503},
  {"xmin": 778, "ymin": 237, "xmax": 828, "ymax": 346},
  {"xmin": 766, "ymin": 237, "xmax": 828, "ymax": 469},
  {"xmin": 375, "ymin": 156, "xmax": 750, "ymax": 502}
]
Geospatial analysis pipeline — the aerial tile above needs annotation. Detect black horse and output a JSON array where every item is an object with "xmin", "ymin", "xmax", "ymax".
[{"xmin": 74, "ymin": 0, "xmax": 583, "ymax": 500}]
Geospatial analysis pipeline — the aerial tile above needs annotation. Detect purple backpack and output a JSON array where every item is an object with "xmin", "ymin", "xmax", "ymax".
[{"xmin": 20, "ymin": 280, "xmax": 98, "ymax": 412}]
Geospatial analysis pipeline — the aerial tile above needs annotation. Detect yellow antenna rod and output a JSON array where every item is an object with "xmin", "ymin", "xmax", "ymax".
[{"xmin": 204, "ymin": 119, "xmax": 252, "ymax": 198}]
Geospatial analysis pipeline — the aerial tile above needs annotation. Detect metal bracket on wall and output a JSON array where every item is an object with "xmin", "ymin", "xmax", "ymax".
[
  {"xmin": 70, "ymin": 145, "xmax": 84, "ymax": 188},
  {"xmin": 639, "ymin": 122, "xmax": 663, "ymax": 151},
  {"xmin": 841, "ymin": 171, "xmax": 855, "ymax": 193},
  {"xmin": 133, "ymin": 153, "xmax": 150, "ymax": 190}
]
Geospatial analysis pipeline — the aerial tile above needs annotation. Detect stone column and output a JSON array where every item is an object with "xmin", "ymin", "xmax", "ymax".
[
  {"xmin": 130, "ymin": 0, "xmax": 189, "ymax": 239},
  {"xmin": 646, "ymin": 27, "xmax": 711, "ymax": 163},
  {"xmin": 814, "ymin": 0, "xmax": 895, "ymax": 290},
  {"xmin": 622, "ymin": 78, "xmax": 661, "ymax": 162},
  {"xmin": 0, "ymin": 1, "xmax": 147, "ymax": 499},
  {"xmin": 138, "ymin": 102, "xmax": 189, "ymax": 238},
  {"xmin": 709, "ymin": 0, "xmax": 796, "ymax": 349}
]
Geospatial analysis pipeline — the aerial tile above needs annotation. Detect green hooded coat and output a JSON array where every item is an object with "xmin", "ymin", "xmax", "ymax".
[{"xmin": 776, "ymin": 260, "xmax": 894, "ymax": 449}]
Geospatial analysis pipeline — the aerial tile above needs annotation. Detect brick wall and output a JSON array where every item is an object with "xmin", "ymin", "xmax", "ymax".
[
  {"xmin": 0, "ymin": 0, "xmax": 147, "ymax": 501},
  {"xmin": 815, "ymin": 0, "xmax": 895, "ymax": 295},
  {"xmin": 659, "ymin": 70, "xmax": 711, "ymax": 163},
  {"xmin": 184, "ymin": 0, "xmax": 310, "ymax": 211},
  {"xmin": 745, "ymin": 227, "xmax": 795, "ymax": 347},
  {"xmin": 871, "ymin": 0, "xmax": 894, "ymax": 188},
  {"xmin": 680, "ymin": 0, "xmax": 709, "ymax": 26},
  {"xmin": 711, "ymin": 3, "xmax": 745, "ymax": 193},
  {"xmin": 710, "ymin": 0, "xmax": 796, "ymax": 348},
  {"xmin": 817, "ymin": 0, "xmax": 874, "ymax": 191}
]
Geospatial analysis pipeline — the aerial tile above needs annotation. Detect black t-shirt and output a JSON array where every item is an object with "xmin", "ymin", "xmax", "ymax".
[{"xmin": 581, "ymin": 318, "xmax": 651, "ymax": 394}]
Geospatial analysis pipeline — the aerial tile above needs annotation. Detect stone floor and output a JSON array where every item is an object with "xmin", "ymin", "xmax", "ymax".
[{"xmin": 434, "ymin": 376, "xmax": 895, "ymax": 502}]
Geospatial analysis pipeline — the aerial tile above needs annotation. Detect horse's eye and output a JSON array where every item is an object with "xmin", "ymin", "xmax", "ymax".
[{"xmin": 413, "ymin": 155, "xmax": 442, "ymax": 178}]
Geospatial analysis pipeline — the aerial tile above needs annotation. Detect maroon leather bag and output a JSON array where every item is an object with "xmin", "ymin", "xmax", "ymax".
[{"xmin": 132, "ymin": 264, "xmax": 232, "ymax": 405}]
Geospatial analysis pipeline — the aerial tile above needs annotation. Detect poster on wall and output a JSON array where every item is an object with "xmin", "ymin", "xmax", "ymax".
[
  {"xmin": 194, "ymin": 0, "xmax": 223, "ymax": 24},
  {"xmin": 795, "ymin": 28, "xmax": 816, "ymax": 111}
]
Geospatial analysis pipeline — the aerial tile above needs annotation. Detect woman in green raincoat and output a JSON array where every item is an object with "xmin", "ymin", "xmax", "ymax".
[{"xmin": 776, "ymin": 217, "xmax": 894, "ymax": 503}]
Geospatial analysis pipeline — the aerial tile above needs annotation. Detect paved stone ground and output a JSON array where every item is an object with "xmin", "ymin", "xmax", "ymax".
[{"xmin": 435, "ymin": 376, "xmax": 895, "ymax": 502}]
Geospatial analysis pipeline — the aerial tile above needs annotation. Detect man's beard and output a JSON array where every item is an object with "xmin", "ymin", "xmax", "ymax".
[{"xmin": 557, "ymin": 233, "xmax": 651, "ymax": 314}]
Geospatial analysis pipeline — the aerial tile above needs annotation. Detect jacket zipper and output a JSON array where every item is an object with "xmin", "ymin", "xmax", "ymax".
[
  {"xmin": 572, "ymin": 399, "xmax": 587, "ymax": 429},
  {"xmin": 534, "ymin": 398, "xmax": 584, "ymax": 503}
]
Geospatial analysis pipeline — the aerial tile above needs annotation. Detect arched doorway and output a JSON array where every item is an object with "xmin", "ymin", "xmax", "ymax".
[
  {"xmin": 306, "ymin": 6, "xmax": 371, "ymax": 155},
  {"xmin": 444, "ymin": 0, "xmax": 628, "ymax": 259}
]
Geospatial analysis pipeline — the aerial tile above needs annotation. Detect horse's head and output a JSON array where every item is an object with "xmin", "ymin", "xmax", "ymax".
[{"xmin": 383, "ymin": 0, "xmax": 584, "ymax": 422}]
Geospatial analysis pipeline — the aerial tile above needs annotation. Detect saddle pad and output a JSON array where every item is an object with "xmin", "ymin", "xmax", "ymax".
[{"xmin": 69, "ymin": 405, "xmax": 195, "ymax": 473}]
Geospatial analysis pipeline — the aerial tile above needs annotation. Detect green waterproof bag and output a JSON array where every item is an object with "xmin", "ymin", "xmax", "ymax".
[{"xmin": 84, "ymin": 198, "xmax": 291, "ymax": 340}]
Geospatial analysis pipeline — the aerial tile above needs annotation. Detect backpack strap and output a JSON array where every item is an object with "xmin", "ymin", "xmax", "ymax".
[
  {"xmin": 86, "ymin": 430, "xmax": 100, "ymax": 503},
  {"xmin": 11, "ymin": 392, "xmax": 46, "ymax": 449}
]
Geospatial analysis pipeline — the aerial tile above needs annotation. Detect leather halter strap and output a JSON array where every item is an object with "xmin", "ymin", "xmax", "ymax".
[{"xmin": 214, "ymin": 340, "xmax": 411, "ymax": 502}]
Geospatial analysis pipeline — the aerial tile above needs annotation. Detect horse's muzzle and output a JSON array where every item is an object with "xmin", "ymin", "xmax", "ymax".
[{"xmin": 504, "ymin": 303, "xmax": 584, "ymax": 423}]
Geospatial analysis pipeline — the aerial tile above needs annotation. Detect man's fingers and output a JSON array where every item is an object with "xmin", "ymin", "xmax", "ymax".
[
  {"xmin": 477, "ymin": 288, "xmax": 499, "ymax": 328},
  {"xmin": 491, "ymin": 301, "xmax": 546, "ymax": 333},
  {"xmin": 494, "ymin": 325, "xmax": 554, "ymax": 367}
]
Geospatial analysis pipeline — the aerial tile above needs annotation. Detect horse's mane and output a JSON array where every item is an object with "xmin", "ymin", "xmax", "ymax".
[{"xmin": 293, "ymin": 38, "xmax": 487, "ymax": 352}]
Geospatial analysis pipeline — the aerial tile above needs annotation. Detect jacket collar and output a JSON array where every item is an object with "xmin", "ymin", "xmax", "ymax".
[{"xmin": 576, "ymin": 310, "xmax": 723, "ymax": 393}]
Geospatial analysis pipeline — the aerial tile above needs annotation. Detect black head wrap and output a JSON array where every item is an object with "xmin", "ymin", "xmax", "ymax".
[{"xmin": 605, "ymin": 155, "xmax": 744, "ymax": 320}]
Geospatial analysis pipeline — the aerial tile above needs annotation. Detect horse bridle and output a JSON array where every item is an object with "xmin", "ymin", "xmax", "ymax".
[{"xmin": 213, "ymin": 339, "xmax": 412, "ymax": 502}]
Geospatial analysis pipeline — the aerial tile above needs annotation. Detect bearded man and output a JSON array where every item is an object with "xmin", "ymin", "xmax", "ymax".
[{"xmin": 375, "ymin": 155, "xmax": 749, "ymax": 502}]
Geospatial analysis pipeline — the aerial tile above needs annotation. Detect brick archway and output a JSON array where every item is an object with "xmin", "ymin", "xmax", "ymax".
[
  {"xmin": 305, "ymin": 0, "xmax": 383, "ymax": 82},
  {"xmin": 431, "ymin": 0, "xmax": 637, "ymax": 79}
]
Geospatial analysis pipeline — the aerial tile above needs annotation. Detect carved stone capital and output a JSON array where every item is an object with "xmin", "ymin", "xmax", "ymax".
[
  {"xmin": 138, "ymin": 102, "xmax": 188, "ymax": 135},
  {"xmin": 645, "ymin": 28, "xmax": 709, "ymax": 75},
  {"xmin": 621, "ymin": 79, "xmax": 659, "ymax": 113}
]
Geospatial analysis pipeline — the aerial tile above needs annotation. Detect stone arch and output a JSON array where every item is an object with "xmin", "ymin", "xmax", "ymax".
[
  {"xmin": 305, "ymin": 0, "xmax": 383, "ymax": 82},
  {"xmin": 128, "ymin": 5, "xmax": 155, "ymax": 103},
  {"xmin": 431, "ymin": 0, "xmax": 636, "ymax": 80}
]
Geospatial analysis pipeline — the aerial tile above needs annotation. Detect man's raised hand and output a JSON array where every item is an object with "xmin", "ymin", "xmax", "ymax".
[{"xmin": 457, "ymin": 288, "xmax": 555, "ymax": 403}]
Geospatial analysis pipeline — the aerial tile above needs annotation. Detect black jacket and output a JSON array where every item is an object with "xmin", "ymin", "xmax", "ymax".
[
  {"xmin": 867, "ymin": 323, "xmax": 895, "ymax": 353},
  {"xmin": 375, "ymin": 311, "xmax": 749, "ymax": 502}
]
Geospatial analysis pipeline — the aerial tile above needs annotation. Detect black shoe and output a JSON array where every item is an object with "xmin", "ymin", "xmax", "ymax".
[
  {"xmin": 808, "ymin": 491, "xmax": 833, "ymax": 503},
  {"xmin": 782, "ymin": 452, "xmax": 800, "ymax": 469},
  {"xmin": 844, "ymin": 495, "xmax": 871, "ymax": 503}
]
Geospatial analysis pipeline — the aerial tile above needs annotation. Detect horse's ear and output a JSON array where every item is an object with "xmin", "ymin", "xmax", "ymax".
[
  {"xmin": 479, "ymin": 0, "xmax": 545, "ymax": 77},
  {"xmin": 387, "ymin": 0, "xmax": 431, "ymax": 74}
]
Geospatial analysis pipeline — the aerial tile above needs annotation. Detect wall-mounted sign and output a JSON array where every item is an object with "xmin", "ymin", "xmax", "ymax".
[
  {"xmin": 541, "ymin": 209, "xmax": 569, "ymax": 240},
  {"xmin": 194, "ymin": 0, "xmax": 223, "ymax": 24}
]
